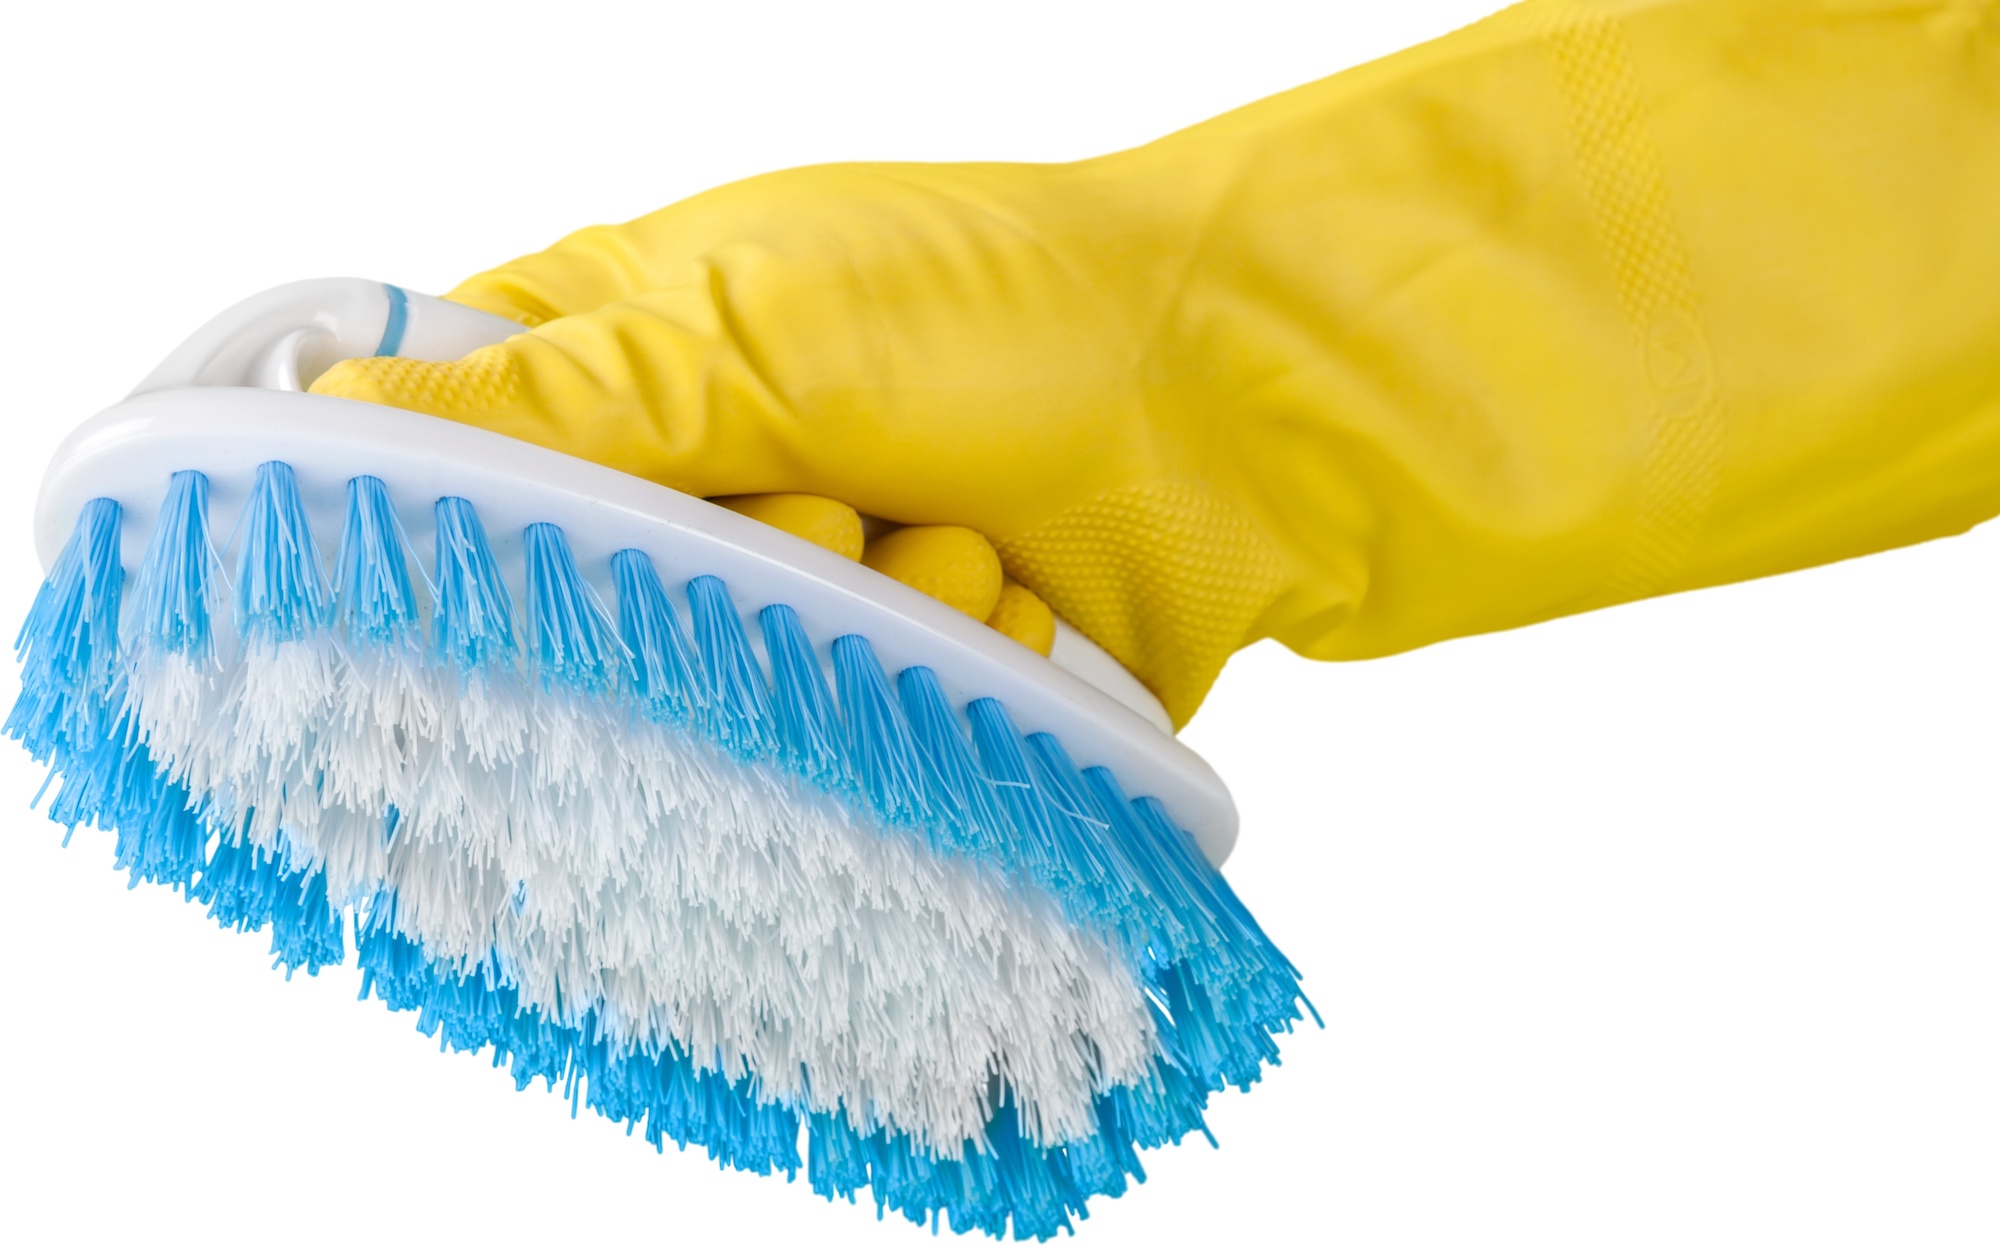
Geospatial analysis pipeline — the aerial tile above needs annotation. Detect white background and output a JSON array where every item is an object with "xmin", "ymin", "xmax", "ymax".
[{"xmin": 4, "ymin": 2, "xmax": 1997, "ymax": 1242}]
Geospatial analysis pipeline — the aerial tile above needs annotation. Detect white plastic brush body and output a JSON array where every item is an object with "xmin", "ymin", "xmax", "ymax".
[{"xmin": 42, "ymin": 279, "xmax": 1234, "ymax": 855}]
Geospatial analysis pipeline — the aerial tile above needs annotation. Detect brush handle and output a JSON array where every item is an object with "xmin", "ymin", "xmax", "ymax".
[{"xmin": 130, "ymin": 278, "xmax": 522, "ymax": 397}]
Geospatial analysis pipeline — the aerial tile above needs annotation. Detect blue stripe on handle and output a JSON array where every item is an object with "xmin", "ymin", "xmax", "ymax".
[{"xmin": 375, "ymin": 284, "xmax": 409, "ymax": 357}]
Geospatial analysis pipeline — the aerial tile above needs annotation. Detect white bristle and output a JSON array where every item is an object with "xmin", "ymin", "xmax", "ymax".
[{"xmin": 136, "ymin": 629, "xmax": 1158, "ymax": 1153}]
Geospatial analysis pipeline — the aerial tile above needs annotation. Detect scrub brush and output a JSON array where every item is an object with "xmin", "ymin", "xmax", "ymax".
[{"xmin": 9, "ymin": 278, "xmax": 1312, "ymax": 1240}]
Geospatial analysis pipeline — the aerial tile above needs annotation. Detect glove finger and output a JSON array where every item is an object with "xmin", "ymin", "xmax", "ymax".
[
  {"xmin": 984, "ymin": 579, "xmax": 1055, "ymax": 657},
  {"xmin": 860, "ymin": 525, "xmax": 1002, "ymax": 623},
  {"xmin": 713, "ymin": 499, "xmax": 1056, "ymax": 656},
  {"xmin": 711, "ymin": 493, "xmax": 864, "ymax": 561}
]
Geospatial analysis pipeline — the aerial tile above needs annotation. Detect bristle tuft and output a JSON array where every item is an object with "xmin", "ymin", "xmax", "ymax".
[
  {"xmin": 610, "ymin": 549, "xmax": 702, "ymax": 726},
  {"xmin": 522, "ymin": 522, "xmax": 623, "ymax": 695},
  {"xmin": 233, "ymin": 460, "xmax": 332, "ymax": 647},
  {"xmin": 128, "ymin": 469, "xmax": 218, "ymax": 660},
  {"xmin": 431, "ymin": 496, "xmax": 517, "ymax": 672},
  {"xmin": 759, "ymin": 603, "xmax": 849, "ymax": 789},
  {"xmin": 897, "ymin": 666, "xmax": 1010, "ymax": 860},
  {"xmin": 8, "ymin": 496, "xmax": 123, "ymax": 759},
  {"xmin": 832, "ymin": 633, "xmax": 934, "ymax": 830},
  {"xmin": 335, "ymin": 475, "xmax": 422, "ymax": 648},
  {"xmin": 686, "ymin": 574, "xmax": 772, "ymax": 758}
]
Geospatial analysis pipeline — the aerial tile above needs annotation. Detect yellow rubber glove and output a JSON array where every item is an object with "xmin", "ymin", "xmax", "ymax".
[{"xmin": 313, "ymin": 0, "xmax": 2000, "ymax": 728}]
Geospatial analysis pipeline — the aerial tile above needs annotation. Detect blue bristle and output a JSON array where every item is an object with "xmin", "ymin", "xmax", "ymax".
[
  {"xmin": 931, "ymin": 1143, "xmax": 998, "ymax": 1236},
  {"xmin": 18, "ymin": 498, "xmax": 219, "ymax": 890},
  {"xmin": 431, "ymin": 496, "xmax": 517, "ymax": 672},
  {"xmin": 191, "ymin": 834, "xmax": 276, "ymax": 931},
  {"xmin": 610, "ymin": 549, "xmax": 703, "ymax": 726},
  {"xmin": 896, "ymin": 666, "xmax": 1011, "ymax": 860},
  {"xmin": 808, "ymin": 1110, "xmax": 872, "ymax": 1204},
  {"xmin": 1078, "ymin": 766, "xmax": 1200, "ymax": 963},
  {"xmin": 129, "ymin": 469, "xmax": 218, "ymax": 659},
  {"xmin": 866, "ymin": 1128, "xmax": 945, "ymax": 1228},
  {"xmin": 334, "ymin": 475, "xmax": 422, "ymax": 648},
  {"xmin": 1025, "ymin": 731, "xmax": 1145, "ymax": 936},
  {"xmin": 831, "ymin": 634, "xmax": 935, "ymax": 830},
  {"xmin": 7, "ymin": 496, "xmax": 123, "ymax": 760},
  {"xmin": 1132, "ymin": 795, "xmax": 1304, "ymax": 990},
  {"xmin": 233, "ymin": 460, "xmax": 332, "ymax": 646},
  {"xmin": 266, "ymin": 865, "xmax": 347, "ymax": 978},
  {"xmin": 1105, "ymin": 1059, "xmax": 1215, "ymax": 1152},
  {"xmin": 31, "ymin": 717, "xmax": 207, "ymax": 894},
  {"xmin": 107, "ymin": 772, "xmax": 208, "ymax": 891},
  {"xmin": 758, "ymin": 604, "xmax": 849, "ymax": 789},
  {"xmin": 522, "ymin": 522, "xmax": 624, "ymax": 695},
  {"xmin": 1127, "ymin": 794, "xmax": 1317, "ymax": 1080},
  {"xmin": 190, "ymin": 835, "xmax": 343, "ymax": 976},
  {"xmin": 1151, "ymin": 965, "xmax": 1240, "ymax": 1091},
  {"xmin": 983, "ymin": 1101, "xmax": 1074, "ymax": 1241},
  {"xmin": 685, "ymin": 575, "xmax": 773, "ymax": 758},
  {"xmin": 1062, "ymin": 1101, "xmax": 1136, "ymax": 1202},
  {"xmin": 354, "ymin": 897, "xmax": 426, "ymax": 1000},
  {"xmin": 358, "ymin": 900, "xmax": 558, "ymax": 1076},
  {"xmin": 634, "ymin": 1049, "xmax": 705, "ymax": 1151},
  {"xmin": 7, "ymin": 501, "xmax": 209, "ymax": 896},
  {"xmin": 965, "ymin": 698, "xmax": 1070, "ymax": 891}
]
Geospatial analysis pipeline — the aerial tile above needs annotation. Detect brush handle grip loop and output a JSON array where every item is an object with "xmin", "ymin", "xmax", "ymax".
[{"xmin": 130, "ymin": 278, "xmax": 521, "ymax": 397}]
